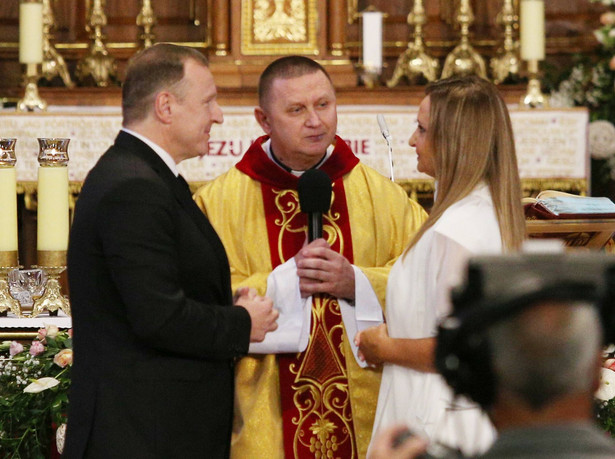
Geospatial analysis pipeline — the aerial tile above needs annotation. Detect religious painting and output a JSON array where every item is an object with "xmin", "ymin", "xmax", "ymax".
[{"xmin": 241, "ymin": 0, "xmax": 319, "ymax": 55}]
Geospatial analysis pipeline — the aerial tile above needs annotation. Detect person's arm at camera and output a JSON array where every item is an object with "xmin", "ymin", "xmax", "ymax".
[{"xmin": 368, "ymin": 425, "xmax": 428, "ymax": 459}]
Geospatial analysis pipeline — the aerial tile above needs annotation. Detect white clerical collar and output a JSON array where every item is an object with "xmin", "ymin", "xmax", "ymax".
[
  {"xmin": 262, "ymin": 138, "xmax": 334, "ymax": 177},
  {"xmin": 121, "ymin": 127, "xmax": 179, "ymax": 177}
]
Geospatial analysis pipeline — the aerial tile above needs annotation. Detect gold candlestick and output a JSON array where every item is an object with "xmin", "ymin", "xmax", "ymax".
[
  {"xmin": 31, "ymin": 261, "xmax": 70, "ymax": 317},
  {"xmin": 17, "ymin": 0, "xmax": 46, "ymax": 112},
  {"xmin": 441, "ymin": 0, "xmax": 487, "ymax": 79},
  {"xmin": 32, "ymin": 139, "xmax": 71, "ymax": 317},
  {"xmin": 387, "ymin": 0, "xmax": 439, "ymax": 87},
  {"xmin": 490, "ymin": 0, "xmax": 521, "ymax": 84},
  {"xmin": 137, "ymin": 0, "xmax": 157, "ymax": 50},
  {"xmin": 521, "ymin": 59, "xmax": 548, "ymax": 108},
  {"xmin": 0, "ymin": 253, "xmax": 22, "ymax": 318},
  {"xmin": 17, "ymin": 62, "xmax": 47, "ymax": 112},
  {"xmin": 76, "ymin": 0, "xmax": 117, "ymax": 87},
  {"xmin": 41, "ymin": 0, "xmax": 74, "ymax": 88}
]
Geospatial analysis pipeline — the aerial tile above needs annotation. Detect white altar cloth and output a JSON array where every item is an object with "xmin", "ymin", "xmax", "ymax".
[
  {"xmin": 0, "ymin": 106, "xmax": 589, "ymax": 185},
  {"xmin": 0, "ymin": 311, "xmax": 71, "ymax": 329}
]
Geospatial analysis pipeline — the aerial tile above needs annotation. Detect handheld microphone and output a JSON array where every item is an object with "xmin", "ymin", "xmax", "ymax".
[
  {"xmin": 297, "ymin": 169, "xmax": 332, "ymax": 242},
  {"xmin": 377, "ymin": 114, "xmax": 395, "ymax": 182}
]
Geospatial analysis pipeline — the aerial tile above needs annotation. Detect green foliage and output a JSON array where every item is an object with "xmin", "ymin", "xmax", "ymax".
[{"xmin": 597, "ymin": 398, "xmax": 615, "ymax": 437}]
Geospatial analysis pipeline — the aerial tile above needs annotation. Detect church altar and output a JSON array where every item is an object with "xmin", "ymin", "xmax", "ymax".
[{"xmin": 1, "ymin": 106, "xmax": 589, "ymax": 197}]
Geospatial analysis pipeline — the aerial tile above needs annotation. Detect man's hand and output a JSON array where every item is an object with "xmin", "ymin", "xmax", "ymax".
[
  {"xmin": 235, "ymin": 290, "xmax": 279, "ymax": 342},
  {"xmin": 355, "ymin": 323, "xmax": 391, "ymax": 366},
  {"xmin": 294, "ymin": 238, "xmax": 355, "ymax": 300},
  {"xmin": 233, "ymin": 286, "xmax": 257, "ymax": 304}
]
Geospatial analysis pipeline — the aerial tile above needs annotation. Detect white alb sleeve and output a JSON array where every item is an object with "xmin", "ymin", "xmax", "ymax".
[{"xmin": 248, "ymin": 258, "xmax": 312, "ymax": 354}]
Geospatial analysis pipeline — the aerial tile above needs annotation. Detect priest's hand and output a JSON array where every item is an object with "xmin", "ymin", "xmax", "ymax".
[
  {"xmin": 235, "ymin": 290, "xmax": 279, "ymax": 342},
  {"xmin": 294, "ymin": 238, "xmax": 355, "ymax": 300},
  {"xmin": 355, "ymin": 323, "xmax": 391, "ymax": 366}
]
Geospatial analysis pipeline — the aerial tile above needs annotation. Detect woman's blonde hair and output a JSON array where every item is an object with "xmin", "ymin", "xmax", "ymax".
[{"xmin": 405, "ymin": 75, "xmax": 525, "ymax": 254}]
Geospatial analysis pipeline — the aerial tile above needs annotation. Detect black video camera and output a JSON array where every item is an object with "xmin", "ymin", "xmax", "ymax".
[{"xmin": 436, "ymin": 252, "xmax": 615, "ymax": 409}]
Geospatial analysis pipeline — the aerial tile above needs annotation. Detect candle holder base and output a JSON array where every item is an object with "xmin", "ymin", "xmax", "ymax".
[
  {"xmin": 356, "ymin": 64, "xmax": 382, "ymax": 88},
  {"xmin": 520, "ymin": 59, "xmax": 549, "ymax": 109},
  {"xmin": 31, "ymin": 265, "xmax": 70, "ymax": 317},
  {"xmin": 441, "ymin": 41, "xmax": 487, "ymax": 79},
  {"xmin": 490, "ymin": 50, "xmax": 521, "ymax": 85},
  {"xmin": 521, "ymin": 77, "xmax": 549, "ymax": 109},
  {"xmin": 17, "ymin": 75, "xmax": 48, "ymax": 112},
  {"xmin": 0, "ymin": 266, "xmax": 23, "ymax": 317},
  {"xmin": 387, "ymin": 45, "xmax": 439, "ymax": 87}
]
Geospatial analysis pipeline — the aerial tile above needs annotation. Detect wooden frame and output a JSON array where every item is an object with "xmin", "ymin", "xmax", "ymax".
[
  {"xmin": 240, "ymin": 0, "xmax": 319, "ymax": 55},
  {"xmin": 526, "ymin": 219, "xmax": 615, "ymax": 249}
]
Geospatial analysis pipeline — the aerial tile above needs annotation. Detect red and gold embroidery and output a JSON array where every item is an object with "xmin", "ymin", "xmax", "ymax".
[{"xmin": 261, "ymin": 178, "xmax": 357, "ymax": 458}]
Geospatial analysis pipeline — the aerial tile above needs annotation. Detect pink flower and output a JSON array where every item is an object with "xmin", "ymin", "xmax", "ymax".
[
  {"xmin": 9, "ymin": 341, "xmax": 24, "ymax": 356},
  {"xmin": 601, "ymin": 11, "xmax": 615, "ymax": 26},
  {"xmin": 36, "ymin": 328, "xmax": 47, "ymax": 342},
  {"xmin": 605, "ymin": 358, "xmax": 615, "ymax": 371},
  {"xmin": 53, "ymin": 349, "xmax": 73, "ymax": 368},
  {"xmin": 609, "ymin": 55, "xmax": 615, "ymax": 71},
  {"xmin": 29, "ymin": 340, "xmax": 45, "ymax": 356},
  {"xmin": 67, "ymin": 329, "xmax": 73, "ymax": 338}
]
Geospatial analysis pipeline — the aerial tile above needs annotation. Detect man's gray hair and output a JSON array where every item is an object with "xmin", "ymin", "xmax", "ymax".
[{"xmin": 488, "ymin": 300, "xmax": 601, "ymax": 409}]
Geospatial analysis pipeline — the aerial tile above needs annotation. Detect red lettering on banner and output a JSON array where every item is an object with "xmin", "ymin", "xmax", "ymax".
[
  {"xmin": 207, "ymin": 140, "xmax": 245, "ymax": 156},
  {"xmin": 343, "ymin": 138, "xmax": 371, "ymax": 155},
  {"xmin": 207, "ymin": 140, "xmax": 225, "ymax": 156},
  {"xmin": 228, "ymin": 140, "xmax": 243, "ymax": 156}
]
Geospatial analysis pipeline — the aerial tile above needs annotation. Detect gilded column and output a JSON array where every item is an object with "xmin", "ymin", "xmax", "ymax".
[
  {"xmin": 212, "ymin": 0, "xmax": 230, "ymax": 56},
  {"xmin": 328, "ymin": 0, "xmax": 347, "ymax": 56}
]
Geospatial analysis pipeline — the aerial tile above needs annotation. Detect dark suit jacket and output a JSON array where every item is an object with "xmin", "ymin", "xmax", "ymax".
[{"xmin": 63, "ymin": 131, "xmax": 251, "ymax": 459}]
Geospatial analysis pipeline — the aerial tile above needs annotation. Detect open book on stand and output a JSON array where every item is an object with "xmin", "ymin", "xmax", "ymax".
[{"xmin": 523, "ymin": 190, "xmax": 615, "ymax": 220}]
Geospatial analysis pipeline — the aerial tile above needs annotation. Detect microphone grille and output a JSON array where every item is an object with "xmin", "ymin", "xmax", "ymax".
[
  {"xmin": 377, "ymin": 114, "xmax": 390, "ymax": 137},
  {"xmin": 297, "ymin": 169, "xmax": 332, "ymax": 213}
]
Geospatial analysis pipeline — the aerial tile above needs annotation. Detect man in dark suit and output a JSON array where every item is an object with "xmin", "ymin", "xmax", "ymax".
[{"xmin": 63, "ymin": 43, "xmax": 278, "ymax": 459}]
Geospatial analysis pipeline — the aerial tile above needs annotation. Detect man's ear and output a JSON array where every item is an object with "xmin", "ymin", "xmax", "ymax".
[
  {"xmin": 154, "ymin": 91, "xmax": 173, "ymax": 124},
  {"xmin": 254, "ymin": 107, "xmax": 272, "ymax": 134}
]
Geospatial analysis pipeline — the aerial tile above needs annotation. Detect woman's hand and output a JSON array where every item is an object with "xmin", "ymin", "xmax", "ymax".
[{"xmin": 355, "ymin": 323, "xmax": 391, "ymax": 366}]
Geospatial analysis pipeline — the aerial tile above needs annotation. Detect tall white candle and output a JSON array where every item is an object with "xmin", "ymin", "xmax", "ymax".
[
  {"xmin": 520, "ymin": 0, "xmax": 545, "ymax": 61},
  {"xmin": 37, "ymin": 166, "xmax": 69, "ymax": 252},
  {"xmin": 0, "ymin": 167, "xmax": 18, "ymax": 252},
  {"xmin": 362, "ymin": 11, "xmax": 383, "ymax": 71},
  {"xmin": 19, "ymin": 1, "xmax": 44, "ymax": 64}
]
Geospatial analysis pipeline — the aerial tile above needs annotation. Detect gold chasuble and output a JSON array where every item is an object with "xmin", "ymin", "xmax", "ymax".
[{"xmin": 195, "ymin": 136, "xmax": 427, "ymax": 459}]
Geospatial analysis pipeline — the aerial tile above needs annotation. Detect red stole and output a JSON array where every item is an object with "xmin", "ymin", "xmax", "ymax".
[{"xmin": 236, "ymin": 136, "xmax": 360, "ymax": 458}]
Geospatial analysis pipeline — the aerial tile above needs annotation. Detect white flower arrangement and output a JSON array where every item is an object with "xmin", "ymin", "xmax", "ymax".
[
  {"xmin": 589, "ymin": 121, "xmax": 615, "ymax": 182},
  {"xmin": 551, "ymin": 1, "xmax": 615, "ymax": 189},
  {"xmin": 0, "ymin": 326, "xmax": 72, "ymax": 456}
]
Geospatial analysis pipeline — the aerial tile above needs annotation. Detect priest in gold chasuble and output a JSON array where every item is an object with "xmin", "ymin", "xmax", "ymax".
[{"xmin": 194, "ymin": 56, "xmax": 427, "ymax": 459}]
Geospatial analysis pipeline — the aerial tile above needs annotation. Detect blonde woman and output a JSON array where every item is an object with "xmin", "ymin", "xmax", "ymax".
[{"xmin": 356, "ymin": 75, "xmax": 526, "ymax": 456}]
